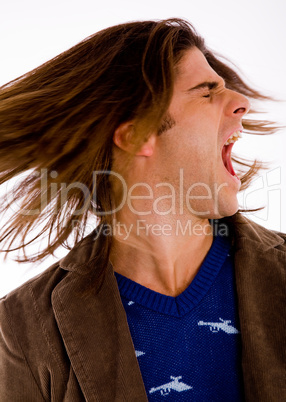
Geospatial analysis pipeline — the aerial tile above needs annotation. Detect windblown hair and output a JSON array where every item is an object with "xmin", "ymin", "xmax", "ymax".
[{"xmin": 0, "ymin": 18, "xmax": 277, "ymax": 263}]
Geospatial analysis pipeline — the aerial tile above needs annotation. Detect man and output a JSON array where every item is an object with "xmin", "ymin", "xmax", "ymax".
[{"xmin": 0, "ymin": 19, "xmax": 285, "ymax": 401}]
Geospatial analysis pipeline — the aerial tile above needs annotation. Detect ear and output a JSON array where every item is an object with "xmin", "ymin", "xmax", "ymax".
[{"xmin": 113, "ymin": 122, "xmax": 155, "ymax": 156}]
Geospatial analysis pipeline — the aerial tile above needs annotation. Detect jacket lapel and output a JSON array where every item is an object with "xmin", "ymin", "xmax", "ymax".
[
  {"xmin": 231, "ymin": 215, "xmax": 286, "ymax": 401},
  {"xmin": 51, "ymin": 231, "xmax": 148, "ymax": 401}
]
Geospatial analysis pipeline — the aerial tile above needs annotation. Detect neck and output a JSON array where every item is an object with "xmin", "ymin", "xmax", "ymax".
[{"xmin": 110, "ymin": 212, "xmax": 213, "ymax": 297}]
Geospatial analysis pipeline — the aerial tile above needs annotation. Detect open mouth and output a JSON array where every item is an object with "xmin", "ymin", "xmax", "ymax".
[{"xmin": 221, "ymin": 130, "xmax": 242, "ymax": 177}]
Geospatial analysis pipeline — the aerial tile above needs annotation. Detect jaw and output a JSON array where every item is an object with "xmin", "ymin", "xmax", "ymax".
[
  {"xmin": 203, "ymin": 155, "xmax": 241, "ymax": 218},
  {"xmin": 187, "ymin": 177, "xmax": 240, "ymax": 220}
]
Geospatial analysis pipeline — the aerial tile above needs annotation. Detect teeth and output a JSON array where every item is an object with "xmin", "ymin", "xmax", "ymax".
[{"xmin": 225, "ymin": 130, "xmax": 242, "ymax": 146}]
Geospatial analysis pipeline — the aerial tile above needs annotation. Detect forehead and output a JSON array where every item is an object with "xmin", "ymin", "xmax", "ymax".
[{"xmin": 175, "ymin": 47, "xmax": 222, "ymax": 88}]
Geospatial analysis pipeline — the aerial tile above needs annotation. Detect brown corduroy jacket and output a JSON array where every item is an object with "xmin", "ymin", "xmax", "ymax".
[{"xmin": 0, "ymin": 214, "xmax": 285, "ymax": 401}]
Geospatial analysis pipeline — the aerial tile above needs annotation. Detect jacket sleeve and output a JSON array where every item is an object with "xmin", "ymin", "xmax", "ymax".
[{"xmin": 0, "ymin": 298, "xmax": 46, "ymax": 402}]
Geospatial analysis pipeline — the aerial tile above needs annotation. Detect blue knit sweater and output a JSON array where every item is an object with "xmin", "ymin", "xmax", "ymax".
[{"xmin": 115, "ymin": 231, "xmax": 244, "ymax": 401}]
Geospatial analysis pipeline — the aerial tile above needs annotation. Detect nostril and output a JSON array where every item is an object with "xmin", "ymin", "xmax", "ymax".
[{"xmin": 234, "ymin": 107, "xmax": 246, "ymax": 114}]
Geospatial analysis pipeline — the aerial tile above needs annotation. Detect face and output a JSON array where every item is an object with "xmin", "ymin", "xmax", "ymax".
[{"xmin": 146, "ymin": 47, "xmax": 250, "ymax": 219}]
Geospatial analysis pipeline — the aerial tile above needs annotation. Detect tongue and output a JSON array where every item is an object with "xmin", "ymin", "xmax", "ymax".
[{"xmin": 222, "ymin": 143, "xmax": 236, "ymax": 176}]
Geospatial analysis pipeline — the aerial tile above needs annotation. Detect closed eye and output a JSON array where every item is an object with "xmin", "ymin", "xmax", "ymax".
[{"xmin": 186, "ymin": 79, "xmax": 226, "ymax": 99}]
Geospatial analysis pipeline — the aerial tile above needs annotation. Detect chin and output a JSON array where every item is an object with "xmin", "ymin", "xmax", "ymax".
[
  {"xmin": 213, "ymin": 198, "xmax": 239, "ymax": 219},
  {"xmin": 211, "ymin": 179, "xmax": 240, "ymax": 218},
  {"xmin": 192, "ymin": 197, "xmax": 239, "ymax": 220}
]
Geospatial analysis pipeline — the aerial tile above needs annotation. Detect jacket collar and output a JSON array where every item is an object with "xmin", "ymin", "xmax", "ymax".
[
  {"xmin": 59, "ymin": 225, "xmax": 106, "ymax": 274},
  {"xmin": 223, "ymin": 212, "xmax": 284, "ymax": 250}
]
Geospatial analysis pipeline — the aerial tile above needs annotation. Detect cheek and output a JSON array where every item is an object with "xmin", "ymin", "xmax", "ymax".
[
  {"xmin": 156, "ymin": 114, "xmax": 219, "ymax": 170},
  {"xmin": 180, "ymin": 136, "xmax": 217, "ymax": 168}
]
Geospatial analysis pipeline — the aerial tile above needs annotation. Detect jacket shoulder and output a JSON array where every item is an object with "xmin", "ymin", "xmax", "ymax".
[
  {"xmin": 0, "ymin": 262, "xmax": 71, "ymax": 400},
  {"xmin": 0, "ymin": 260, "xmax": 68, "ymax": 363}
]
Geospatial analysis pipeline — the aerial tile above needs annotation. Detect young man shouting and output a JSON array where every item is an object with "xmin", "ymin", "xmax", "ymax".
[{"xmin": 0, "ymin": 18, "xmax": 285, "ymax": 401}]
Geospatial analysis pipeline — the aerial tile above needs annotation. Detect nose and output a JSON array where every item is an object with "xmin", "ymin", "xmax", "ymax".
[{"xmin": 225, "ymin": 89, "xmax": 251, "ymax": 117}]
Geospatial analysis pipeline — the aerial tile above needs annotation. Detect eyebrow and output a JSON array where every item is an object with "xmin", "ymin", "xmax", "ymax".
[{"xmin": 187, "ymin": 80, "xmax": 225, "ymax": 92}]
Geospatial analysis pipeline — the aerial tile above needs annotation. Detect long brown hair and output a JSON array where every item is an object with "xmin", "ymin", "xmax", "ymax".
[{"xmin": 0, "ymin": 18, "xmax": 277, "ymax": 263}]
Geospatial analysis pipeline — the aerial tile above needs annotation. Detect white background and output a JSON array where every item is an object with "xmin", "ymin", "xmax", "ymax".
[{"xmin": 0, "ymin": 0, "xmax": 285, "ymax": 296}]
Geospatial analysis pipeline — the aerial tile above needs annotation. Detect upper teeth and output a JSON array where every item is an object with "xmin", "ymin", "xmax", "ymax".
[{"xmin": 225, "ymin": 130, "xmax": 242, "ymax": 145}]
